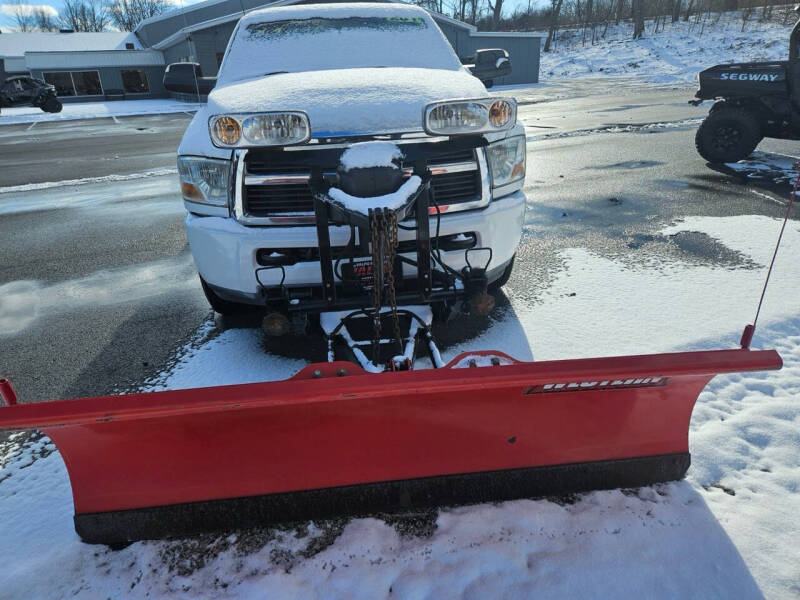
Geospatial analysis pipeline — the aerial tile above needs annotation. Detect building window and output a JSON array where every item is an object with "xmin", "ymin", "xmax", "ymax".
[
  {"xmin": 42, "ymin": 72, "xmax": 75, "ymax": 96},
  {"xmin": 72, "ymin": 71, "xmax": 102, "ymax": 96},
  {"xmin": 121, "ymin": 69, "xmax": 149, "ymax": 93},
  {"xmin": 42, "ymin": 70, "xmax": 102, "ymax": 96}
]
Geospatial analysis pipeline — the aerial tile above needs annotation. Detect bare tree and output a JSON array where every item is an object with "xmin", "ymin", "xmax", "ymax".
[
  {"xmin": 33, "ymin": 6, "xmax": 58, "ymax": 30},
  {"xmin": 108, "ymin": 0, "xmax": 170, "ymax": 32},
  {"xmin": 671, "ymin": 0, "xmax": 682, "ymax": 22},
  {"xmin": 60, "ymin": 0, "xmax": 110, "ymax": 31},
  {"xmin": 631, "ymin": 0, "xmax": 644, "ymax": 38},
  {"xmin": 5, "ymin": 0, "xmax": 37, "ymax": 31},
  {"xmin": 740, "ymin": 0, "xmax": 753, "ymax": 31},
  {"xmin": 487, "ymin": 0, "xmax": 504, "ymax": 29},
  {"xmin": 544, "ymin": 0, "xmax": 565, "ymax": 51},
  {"xmin": 683, "ymin": 0, "xmax": 694, "ymax": 21},
  {"xmin": 615, "ymin": 0, "xmax": 625, "ymax": 24},
  {"xmin": 582, "ymin": 0, "xmax": 594, "ymax": 44}
]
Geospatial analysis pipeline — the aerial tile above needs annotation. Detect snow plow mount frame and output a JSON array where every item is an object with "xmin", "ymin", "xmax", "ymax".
[
  {"xmin": 254, "ymin": 139, "xmax": 492, "ymax": 317},
  {"xmin": 0, "ymin": 347, "xmax": 782, "ymax": 545}
]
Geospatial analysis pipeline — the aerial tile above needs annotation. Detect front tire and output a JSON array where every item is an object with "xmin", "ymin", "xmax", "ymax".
[
  {"xmin": 200, "ymin": 277, "xmax": 258, "ymax": 316},
  {"xmin": 41, "ymin": 96, "xmax": 62, "ymax": 113},
  {"xmin": 695, "ymin": 108, "xmax": 762, "ymax": 163}
]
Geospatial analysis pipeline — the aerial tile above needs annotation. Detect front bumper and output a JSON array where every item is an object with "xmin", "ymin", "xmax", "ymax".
[{"xmin": 186, "ymin": 190, "xmax": 526, "ymax": 304}]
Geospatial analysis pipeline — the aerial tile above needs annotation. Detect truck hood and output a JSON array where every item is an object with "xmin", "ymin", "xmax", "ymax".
[{"xmin": 207, "ymin": 67, "xmax": 488, "ymax": 137}]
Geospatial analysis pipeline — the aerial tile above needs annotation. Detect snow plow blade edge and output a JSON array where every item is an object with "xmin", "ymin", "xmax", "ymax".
[{"xmin": 0, "ymin": 348, "xmax": 781, "ymax": 545}]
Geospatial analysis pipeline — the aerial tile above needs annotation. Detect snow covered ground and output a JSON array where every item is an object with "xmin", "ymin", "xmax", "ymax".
[
  {"xmin": 0, "ymin": 99, "xmax": 201, "ymax": 125},
  {"xmin": 540, "ymin": 10, "xmax": 793, "ymax": 83},
  {"xmin": 1, "ymin": 212, "xmax": 798, "ymax": 598}
]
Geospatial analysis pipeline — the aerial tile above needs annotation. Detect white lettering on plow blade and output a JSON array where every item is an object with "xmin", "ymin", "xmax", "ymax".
[{"xmin": 523, "ymin": 377, "xmax": 667, "ymax": 395}]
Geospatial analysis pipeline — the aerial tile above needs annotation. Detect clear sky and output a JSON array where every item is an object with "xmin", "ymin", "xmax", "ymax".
[{"xmin": 0, "ymin": 0, "xmax": 538, "ymax": 32}]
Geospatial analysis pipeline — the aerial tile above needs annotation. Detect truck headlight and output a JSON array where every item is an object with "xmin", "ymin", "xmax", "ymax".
[
  {"xmin": 486, "ymin": 135, "xmax": 526, "ymax": 189},
  {"xmin": 209, "ymin": 112, "xmax": 310, "ymax": 148},
  {"xmin": 178, "ymin": 156, "xmax": 231, "ymax": 207},
  {"xmin": 423, "ymin": 98, "xmax": 516, "ymax": 136}
]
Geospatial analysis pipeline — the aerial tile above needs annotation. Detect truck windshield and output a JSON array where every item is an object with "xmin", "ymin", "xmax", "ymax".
[{"xmin": 218, "ymin": 14, "xmax": 463, "ymax": 84}]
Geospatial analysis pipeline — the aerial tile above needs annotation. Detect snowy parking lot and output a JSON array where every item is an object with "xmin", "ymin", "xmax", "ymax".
[
  {"xmin": 0, "ymin": 98, "xmax": 202, "ymax": 125},
  {"xmin": 0, "ymin": 78, "xmax": 798, "ymax": 598}
]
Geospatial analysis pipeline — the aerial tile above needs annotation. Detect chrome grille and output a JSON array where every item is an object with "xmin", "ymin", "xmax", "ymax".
[{"xmin": 240, "ymin": 146, "xmax": 484, "ymax": 219}]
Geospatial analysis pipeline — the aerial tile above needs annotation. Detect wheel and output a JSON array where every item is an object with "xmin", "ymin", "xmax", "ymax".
[
  {"xmin": 489, "ymin": 254, "xmax": 515, "ymax": 292},
  {"xmin": 695, "ymin": 108, "xmax": 762, "ymax": 163},
  {"xmin": 200, "ymin": 276, "xmax": 258, "ymax": 316},
  {"xmin": 42, "ymin": 96, "xmax": 62, "ymax": 113}
]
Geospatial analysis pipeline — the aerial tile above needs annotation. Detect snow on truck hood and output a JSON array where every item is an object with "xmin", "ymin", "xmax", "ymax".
[{"xmin": 207, "ymin": 67, "xmax": 489, "ymax": 137}]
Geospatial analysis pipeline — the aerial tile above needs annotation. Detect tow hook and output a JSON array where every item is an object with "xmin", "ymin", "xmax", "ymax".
[{"xmin": 463, "ymin": 247, "xmax": 495, "ymax": 315}]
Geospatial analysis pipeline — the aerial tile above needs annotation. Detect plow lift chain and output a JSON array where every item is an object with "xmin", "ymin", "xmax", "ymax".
[{"xmin": 368, "ymin": 208, "xmax": 405, "ymax": 366}]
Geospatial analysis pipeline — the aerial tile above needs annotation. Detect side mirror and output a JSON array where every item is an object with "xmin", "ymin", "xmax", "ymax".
[
  {"xmin": 464, "ymin": 49, "xmax": 512, "ymax": 87},
  {"xmin": 163, "ymin": 62, "xmax": 216, "ymax": 95}
]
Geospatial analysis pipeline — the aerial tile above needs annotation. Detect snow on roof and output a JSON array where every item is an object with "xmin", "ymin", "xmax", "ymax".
[{"xmin": 0, "ymin": 32, "xmax": 141, "ymax": 58}]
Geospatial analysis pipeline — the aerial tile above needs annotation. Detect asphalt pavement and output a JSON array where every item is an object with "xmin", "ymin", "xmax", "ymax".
[{"xmin": 0, "ymin": 79, "xmax": 797, "ymax": 403}]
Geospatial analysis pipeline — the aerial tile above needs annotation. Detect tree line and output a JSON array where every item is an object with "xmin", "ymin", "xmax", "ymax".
[
  {"xmin": 4, "ymin": 0, "xmax": 168, "ymax": 32},
  {"xmin": 414, "ymin": 0, "xmax": 795, "ymax": 48},
  {"xmin": 5, "ymin": 0, "xmax": 794, "ymax": 38}
]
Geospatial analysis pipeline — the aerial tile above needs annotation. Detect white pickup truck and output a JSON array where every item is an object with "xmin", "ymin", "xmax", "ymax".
[{"xmin": 168, "ymin": 2, "xmax": 526, "ymax": 362}]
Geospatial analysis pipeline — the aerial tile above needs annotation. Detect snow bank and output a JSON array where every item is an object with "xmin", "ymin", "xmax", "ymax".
[
  {"xmin": 541, "ymin": 11, "xmax": 793, "ymax": 83},
  {"xmin": 0, "ymin": 168, "xmax": 177, "ymax": 195},
  {"xmin": 726, "ymin": 150, "xmax": 799, "ymax": 187},
  {"xmin": 0, "ymin": 99, "xmax": 202, "ymax": 126},
  {"xmin": 2, "ymin": 214, "xmax": 799, "ymax": 598}
]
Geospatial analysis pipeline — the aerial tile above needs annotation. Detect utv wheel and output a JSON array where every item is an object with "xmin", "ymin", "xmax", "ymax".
[
  {"xmin": 695, "ymin": 108, "xmax": 762, "ymax": 163},
  {"xmin": 200, "ymin": 277, "xmax": 258, "ymax": 316},
  {"xmin": 42, "ymin": 96, "xmax": 62, "ymax": 113}
]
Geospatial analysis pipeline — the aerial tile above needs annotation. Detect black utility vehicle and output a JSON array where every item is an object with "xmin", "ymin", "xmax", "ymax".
[
  {"xmin": 0, "ymin": 75, "xmax": 62, "ymax": 114},
  {"xmin": 691, "ymin": 8, "xmax": 800, "ymax": 162},
  {"xmin": 461, "ymin": 49, "xmax": 512, "ymax": 88}
]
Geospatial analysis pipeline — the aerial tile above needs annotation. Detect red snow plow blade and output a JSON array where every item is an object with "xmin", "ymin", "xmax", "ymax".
[{"xmin": 0, "ymin": 348, "xmax": 781, "ymax": 545}]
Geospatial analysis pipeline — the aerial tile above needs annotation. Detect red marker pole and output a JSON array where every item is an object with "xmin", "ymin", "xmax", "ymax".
[{"xmin": 0, "ymin": 378, "xmax": 17, "ymax": 407}]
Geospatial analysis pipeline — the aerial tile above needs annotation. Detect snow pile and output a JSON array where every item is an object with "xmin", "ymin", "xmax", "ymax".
[
  {"xmin": 1, "ymin": 214, "xmax": 799, "ymax": 598},
  {"xmin": 540, "ymin": 11, "xmax": 793, "ymax": 83},
  {"xmin": 219, "ymin": 3, "xmax": 462, "ymax": 85},
  {"xmin": 0, "ymin": 167, "xmax": 177, "ymax": 195},
  {"xmin": 328, "ymin": 175, "xmax": 421, "ymax": 214},
  {"xmin": 339, "ymin": 141, "xmax": 403, "ymax": 171},
  {"xmin": 0, "ymin": 99, "xmax": 202, "ymax": 126},
  {"xmin": 451, "ymin": 353, "xmax": 515, "ymax": 368},
  {"xmin": 725, "ymin": 150, "xmax": 799, "ymax": 186}
]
